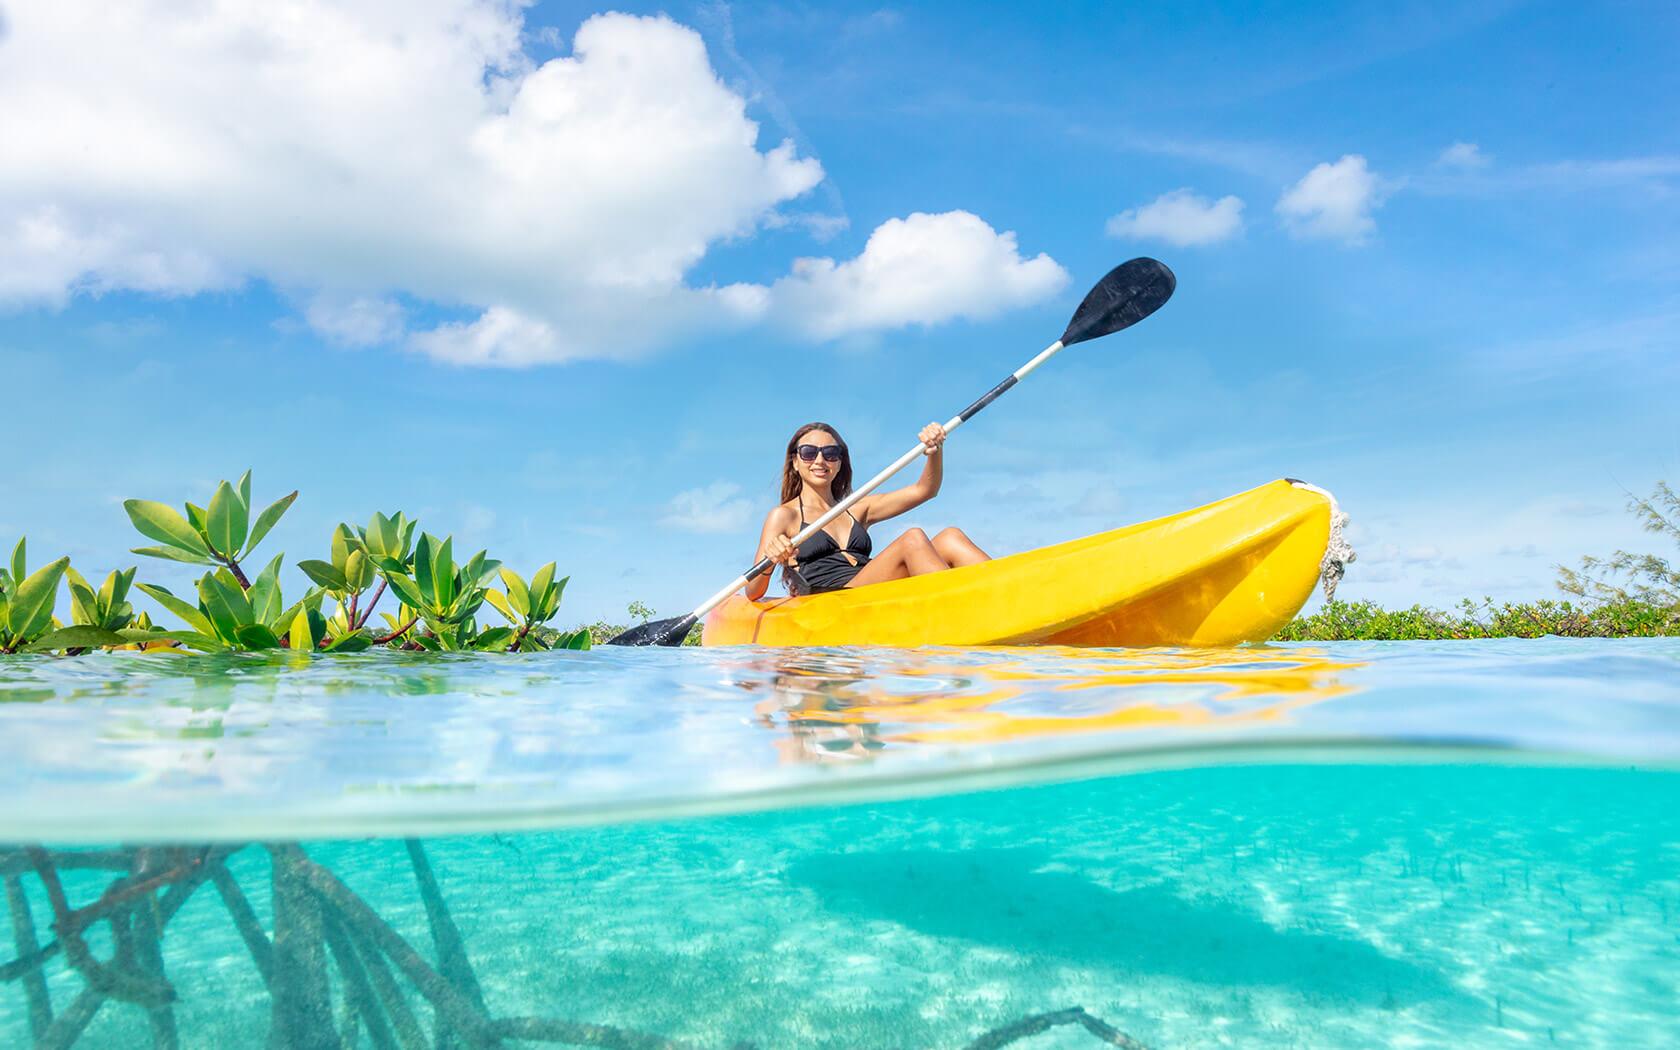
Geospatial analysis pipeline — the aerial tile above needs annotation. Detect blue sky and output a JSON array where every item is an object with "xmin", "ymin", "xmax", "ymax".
[{"xmin": 2, "ymin": 0, "xmax": 1676, "ymax": 624}]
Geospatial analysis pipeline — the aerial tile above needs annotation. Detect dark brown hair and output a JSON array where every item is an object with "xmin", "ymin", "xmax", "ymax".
[{"xmin": 778, "ymin": 422, "xmax": 852, "ymax": 591}]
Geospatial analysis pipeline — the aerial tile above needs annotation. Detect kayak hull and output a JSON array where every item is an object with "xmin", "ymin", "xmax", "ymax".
[{"xmin": 701, "ymin": 479, "xmax": 1334, "ymax": 648}]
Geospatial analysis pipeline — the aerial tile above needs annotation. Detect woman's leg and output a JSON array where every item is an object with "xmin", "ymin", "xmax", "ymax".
[
  {"xmin": 932, "ymin": 527, "xmax": 989, "ymax": 568},
  {"xmin": 844, "ymin": 528, "xmax": 948, "ymax": 587}
]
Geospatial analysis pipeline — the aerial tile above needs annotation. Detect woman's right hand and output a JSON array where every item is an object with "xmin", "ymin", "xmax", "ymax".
[{"xmin": 765, "ymin": 533, "xmax": 797, "ymax": 566}]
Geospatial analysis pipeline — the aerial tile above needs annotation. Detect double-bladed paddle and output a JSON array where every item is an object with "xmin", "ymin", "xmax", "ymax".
[{"xmin": 608, "ymin": 257, "xmax": 1177, "ymax": 647}]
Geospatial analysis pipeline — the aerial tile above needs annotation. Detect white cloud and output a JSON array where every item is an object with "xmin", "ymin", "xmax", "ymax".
[
  {"xmin": 305, "ymin": 294, "xmax": 405, "ymax": 347},
  {"xmin": 1275, "ymin": 154, "xmax": 1385, "ymax": 245},
  {"xmin": 1105, "ymin": 189, "xmax": 1244, "ymax": 246},
  {"xmin": 0, "ymin": 4, "xmax": 811, "ymax": 352},
  {"xmin": 1437, "ymin": 142, "xmax": 1490, "ymax": 169},
  {"xmin": 767, "ymin": 211, "xmax": 1068, "ymax": 340},
  {"xmin": 661, "ymin": 482, "xmax": 754, "ymax": 534},
  {"xmin": 0, "ymin": 4, "xmax": 1065, "ymax": 365}
]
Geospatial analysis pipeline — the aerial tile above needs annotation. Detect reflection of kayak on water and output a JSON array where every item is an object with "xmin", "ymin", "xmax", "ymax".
[{"xmin": 703, "ymin": 479, "xmax": 1353, "ymax": 648}]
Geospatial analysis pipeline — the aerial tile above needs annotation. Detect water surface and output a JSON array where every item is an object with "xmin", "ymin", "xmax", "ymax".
[{"xmin": 1, "ymin": 639, "xmax": 1676, "ymax": 841}]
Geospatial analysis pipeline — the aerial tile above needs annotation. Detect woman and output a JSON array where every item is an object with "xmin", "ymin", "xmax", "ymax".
[{"xmin": 744, "ymin": 420, "xmax": 990, "ymax": 601}]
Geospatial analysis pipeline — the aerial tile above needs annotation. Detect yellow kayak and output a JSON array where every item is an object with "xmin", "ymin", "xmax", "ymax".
[{"xmin": 701, "ymin": 479, "xmax": 1345, "ymax": 648}]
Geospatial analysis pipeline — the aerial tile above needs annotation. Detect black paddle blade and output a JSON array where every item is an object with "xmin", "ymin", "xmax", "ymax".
[
  {"xmin": 605, "ymin": 613, "xmax": 697, "ymax": 647},
  {"xmin": 1059, "ymin": 258, "xmax": 1176, "ymax": 348}
]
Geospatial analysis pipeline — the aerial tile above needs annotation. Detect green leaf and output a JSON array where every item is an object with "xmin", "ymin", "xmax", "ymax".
[
  {"xmin": 9, "ymin": 537, "xmax": 24, "ymax": 585},
  {"xmin": 345, "ymin": 549, "xmax": 374, "ymax": 592},
  {"xmin": 246, "ymin": 491, "xmax": 297, "ymax": 554},
  {"xmin": 117, "ymin": 627, "xmax": 225, "ymax": 652},
  {"xmin": 323, "ymin": 630, "xmax": 371, "ymax": 653},
  {"xmin": 10, "ymin": 557, "xmax": 68, "ymax": 640},
  {"xmin": 185, "ymin": 502, "xmax": 209, "ymax": 537},
  {"xmin": 559, "ymin": 628, "xmax": 591, "ymax": 651},
  {"xmin": 298, "ymin": 559, "xmax": 349, "ymax": 591},
  {"xmin": 247, "ymin": 553, "xmax": 284, "ymax": 626},
  {"xmin": 197, "ymin": 574, "xmax": 248, "ymax": 642},
  {"xmin": 96, "ymin": 567, "xmax": 116, "ymax": 609},
  {"xmin": 384, "ymin": 572, "xmax": 428, "ymax": 612},
  {"xmin": 207, "ymin": 481, "xmax": 248, "ymax": 558},
  {"xmin": 136, "ymin": 583, "xmax": 217, "ymax": 637},
  {"xmin": 273, "ymin": 588, "xmax": 322, "ymax": 641},
  {"xmin": 367, "ymin": 512, "xmax": 395, "ymax": 558},
  {"xmin": 530, "ymin": 563, "xmax": 558, "ymax": 619},
  {"xmin": 288, "ymin": 607, "xmax": 319, "ymax": 652},
  {"xmin": 211, "ymin": 570, "xmax": 254, "ymax": 623},
  {"xmin": 467, "ymin": 553, "xmax": 500, "ymax": 591},
  {"xmin": 484, "ymin": 589, "xmax": 518, "ymax": 625},
  {"xmin": 25, "ymin": 624, "xmax": 125, "ymax": 652},
  {"xmin": 543, "ymin": 575, "xmax": 570, "ymax": 621},
  {"xmin": 330, "ymin": 524, "xmax": 354, "ymax": 573},
  {"xmin": 491, "ymin": 568, "xmax": 525, "ymax": 619},
  {"xmin": 447, "ymin": 592, "xmax": 484, "ymax": 625},
  {"xmin": 130, "ymin": 545, "xmax": 214, "ymax": 566},
  {"xmin": 235, "ymin": 624, "xmax": 282, "ymax": 650},
  {"xmin": 65, "ymin": 566, "xmax": 97, "ymax": 625},
  {"xmin": 237, "ymin": 470, "xmax": 253, "ymax": 516},
  {"xmin": 125, "ymin": 500, "xmax": 212, "ymax": 558},
  {"xmin": 472, "ymin": 627, "xmax": 516, "ymax": 651},
  {"xmin": 67, "ymin": 582, "xmax": 99, "ymax": 626},
  {"xmin": 431, "ymin": 536, "xmax": 454, "ymax": 607},
  {"xmin": 113, "ymin": 567, "xmax": 136, "ymax": 609},
  {"xmin": 413, "ymin": 534, "xmax": 436, "ymax": 606}
]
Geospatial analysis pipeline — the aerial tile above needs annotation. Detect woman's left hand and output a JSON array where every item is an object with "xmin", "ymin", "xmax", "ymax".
[{"xmin": 919, "ymin": 421, "xmax": 946, "ymax": 455}]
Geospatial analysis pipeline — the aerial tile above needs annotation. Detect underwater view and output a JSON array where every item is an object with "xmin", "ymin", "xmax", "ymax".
[{"xmin": 4, "ymin": 640, "xmax": 1678, "ymax": 1048}]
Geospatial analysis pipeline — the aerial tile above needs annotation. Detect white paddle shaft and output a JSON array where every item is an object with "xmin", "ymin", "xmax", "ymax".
[{"xmin": 685, "ymin": 338, "xmax": 1067, "ymax": 624}]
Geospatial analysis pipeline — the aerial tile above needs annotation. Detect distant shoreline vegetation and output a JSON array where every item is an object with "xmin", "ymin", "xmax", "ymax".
[
  {"xmin": 0, "ymin": 469, "xmax": 588, "ymax": 656},
  {"xmin": 1274, "ymin": 597, "xmax": 1679, "ymax": 641},
  {"xmin": 1281, "ymin": 481, "xmax": 1679, "ymax": 642}
]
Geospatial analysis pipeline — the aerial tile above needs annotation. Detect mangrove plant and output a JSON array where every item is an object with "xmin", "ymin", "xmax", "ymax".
[{"xmin": 0, "ymin": 469, "xmax": 589, "ymax": 658}]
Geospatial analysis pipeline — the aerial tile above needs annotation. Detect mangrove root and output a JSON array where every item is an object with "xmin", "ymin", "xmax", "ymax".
[{"xmin": 963, "ymin": 1006, "xmax": 1154, "ymax": 1050}]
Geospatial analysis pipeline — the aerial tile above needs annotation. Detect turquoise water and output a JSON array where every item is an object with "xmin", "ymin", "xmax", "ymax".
[{"xmin": 3, "ymin": 640, "xmax": 1679, "ymax": 1047}]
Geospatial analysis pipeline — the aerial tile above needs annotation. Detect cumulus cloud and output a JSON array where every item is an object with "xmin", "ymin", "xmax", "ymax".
[
  {"xmin": 0, "ymin": 4, "xmax": 1062, "ymax": 364},
  {"xmin": 1437, "ymin": 142, "xmax": 1490, "ymax": 169},
  {"xmin": 1275, "ymin": 155, "xmax": 1385, "ymax": 245},
  {"xmin": 1105, "ymin": 189, "xmax": 1244, "ymax": 246},
  {"xmin": 766, "ymin": 211, "xmax": 1068, "ymax": 341},
  {"xmin": 661, "ymin": 482, "xmax": 754, "ymax": 534}
]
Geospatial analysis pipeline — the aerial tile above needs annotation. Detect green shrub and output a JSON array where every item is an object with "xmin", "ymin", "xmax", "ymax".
[
  {"xmin": 1275, "ymin": 598, "xmax": 1680, "ymax": 641},
  {"xmin": 1, "ymin": 470, "xmax": 588, "ymax": 657}
]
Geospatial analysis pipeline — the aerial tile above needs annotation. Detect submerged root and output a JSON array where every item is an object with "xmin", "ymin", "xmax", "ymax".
[
  {"xmin": 4, "ymin": 871, "xmax": 53, "ymax": 1040},
  {"xmin": 6, "ymin": 844, "xmax": 1162, "ymax": 1050},
  {"xmin": 963, "ymin": 1007, "xmax": 1153, "ymax": 1050}
]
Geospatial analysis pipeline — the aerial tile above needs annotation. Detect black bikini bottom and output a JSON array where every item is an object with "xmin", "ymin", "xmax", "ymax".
[{"xmin": 791, "ymin": 557, "xmax": 869, "ymax": 595}]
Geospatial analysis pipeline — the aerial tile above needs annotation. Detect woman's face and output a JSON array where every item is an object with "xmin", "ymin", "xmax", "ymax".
[{"xmin": 792, "ymin": 429, "xmax": 842, "ymax": 491}]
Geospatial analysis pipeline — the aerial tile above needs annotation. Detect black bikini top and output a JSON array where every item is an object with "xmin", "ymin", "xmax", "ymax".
[{"xmin": 795, "ymin": 504, "xmax": 872, "ymax": 565}]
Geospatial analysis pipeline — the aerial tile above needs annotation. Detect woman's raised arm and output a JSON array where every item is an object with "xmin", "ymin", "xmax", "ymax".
[
  {"xmin": 745, "ymin": 505, "xmax": 798, "ymax": 601},
  {"xmin": 856, "ymin": 422, "xmax": 946, "ymax": 525}
]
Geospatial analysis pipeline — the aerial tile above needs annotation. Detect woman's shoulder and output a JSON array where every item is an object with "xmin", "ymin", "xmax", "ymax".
[{"xmin": 765, "ymin": 502, "xmax": 799, "ymax": 527}]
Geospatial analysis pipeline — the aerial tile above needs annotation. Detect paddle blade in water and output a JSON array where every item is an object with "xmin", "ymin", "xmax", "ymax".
[
  {"xmin": 1059, "ymin": 258, "xmax": 1176, "ymax": 348},
  {"xmin": 606, "ymin": 613, "xmax": 697, "ymax": 647}
]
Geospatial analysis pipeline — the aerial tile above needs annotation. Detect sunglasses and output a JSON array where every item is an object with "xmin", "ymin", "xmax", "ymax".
[{"xmin": 795, "ymin": 443, "xmax": 844, "ymax": 463}]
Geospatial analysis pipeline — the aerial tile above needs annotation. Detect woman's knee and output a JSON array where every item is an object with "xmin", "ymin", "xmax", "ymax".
[
  {"xmin": 934, "ymin": 526, "xmax": 966, "ymax": 544},
  {"xmin": 900, "ymin": 527, "xmax": 932, "ymax": 548}
]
